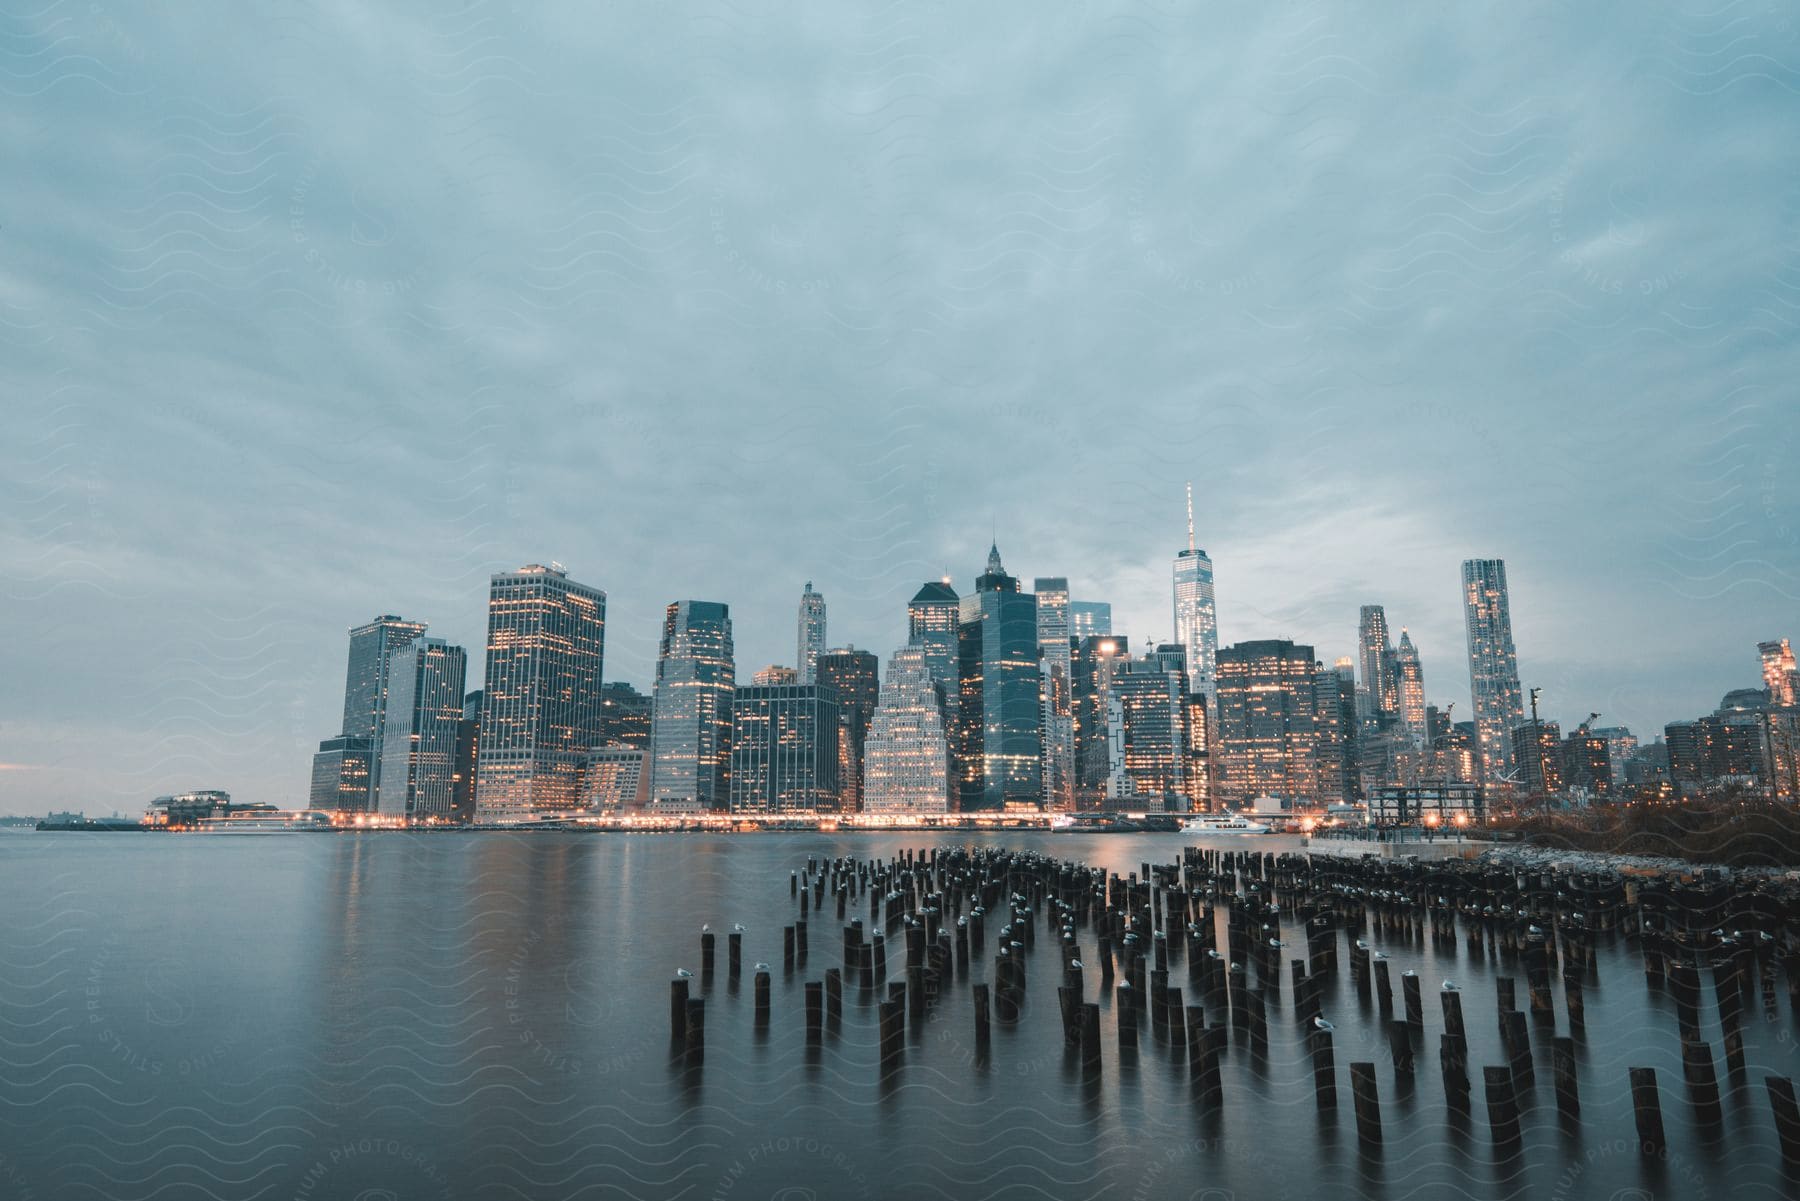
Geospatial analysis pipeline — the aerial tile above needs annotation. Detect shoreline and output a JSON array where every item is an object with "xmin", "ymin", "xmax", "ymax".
[{"xmin": 18, "ymin": 821, "xmax": 1796, "ymax": 877}]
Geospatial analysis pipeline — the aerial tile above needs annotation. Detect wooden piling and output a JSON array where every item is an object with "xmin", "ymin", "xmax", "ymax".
[
  {"xmin": 1552, "ymin": 1036, "xmax": 1578, "ymax": 1121},
  {"xmin": 1768, "ymin": 1075, "xmax": 1800, "ymax": 1163},
  {"xmin": 879, "ymin": 998, "xmax": 904, "ymax": 1070},
  {"xmin": 1681, "ymin": 1036, "xmax": 1722, "ymax": 1127},
  {"xmin": 1630, "ymin": 1066, "xmax": 1664, "ymax": 1155},
  {"xmin": 685, "ymin": 997, "xmax": 705, "ymax": 1066},
  {"xmin": 1440, "ymin": 1034, "xmax": 1469, "ymax": 1111},
  {"xmin": 1483, "ymin": 1066, "xmax": 1521, "ymax": 1147},
  {"xmin": 670, "ymin": 978, "xmax": 691, "ymax": 1041},
  {"xmin": 1349, "ymin": 1062, "xmax": 1382, "ymax": 1145},
  {"xmin": 1388, "ymin": 1020, "xmax": 1413, "ymax": 1075},
  {"xmin": 1311, "ymin": 1026, "xmax": 1336, "ymax": 1110}
]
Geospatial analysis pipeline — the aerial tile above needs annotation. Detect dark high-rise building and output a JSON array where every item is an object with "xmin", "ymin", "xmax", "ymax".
[
  {"xmin": 308, "ymin": 734, "xmax": 373, "ymax": 812},
  {"xmin": 377, "ymin": 638, "xmax": 468, "ymax": 821},
  {"xmin": 1393, "ymin": 629, "xmax": 1427, "ymax": 747},
  {"xmin": 907, "ymin": 579, "xmax": 961, "ymax": 691},
  {"xmin": 1593, "ymin": 726, "xmax": 1637, "ymax": 786},
  {"xmin": 452, "ymin": 691, "xmax": 480, "ymax": 824},
  {"xmin": 728, "ymin": 683, "xmax": 840, "ymax": 813},
  {"xmin": 956, "ymin": 544, "xmax": 1043, "ymax": 811},
  {"xmin": 599, "ymin": 680, "xmax": 653, "ymax": 749},
  {"xmin": 1462, "ymin": 559, "xmax": 1526, "ymax": 782},
  {"xmin": 797, "ymin": 582, "xmax": 827, "ymax": 685},
  {"xmin": 816, "ymin": 647, "xmax": 879, "ymax": 812},
  {"xmin": 1111, "ymin": 658, "xmax": 1195, "ymax": 810},
  {"xmin": 1332, "ymin": 659, "xmax": 1362, "ymax": 798},
  {"xmin": 648, "ymin": 600, "xmax": 735, "ymax": 812},
  {"xmin": 1072, "ymin": 634, "xmax": 1130, "ymax": 807},
  {"xmin": 473, "ymin": 564, "xmax": 607, "ymax": 822},
  {"xmin": 1035, "ymin": 577, "xmax": 1075, "ymax": 809},
  {"xmin": 1357, "ymin": 605, "xmax": 1396, "ymax": 717},
  {"xmin": 1666, "ymin": 690, "xmax": 1775, "ymax": 798},
  {"xmin": 1664, "ymin": 719, "xmax": 1708, "ymax": 794},
  {"xmin": 1214, "ymin": 639, "xmax": 1321, "ymax": 807},
  {"xmin": 1068, "ymin": 601, "xmax": 1112, "ymax": 641},
  {"xmin": 1314, "ymin": 661, "xmax": 1357, "ymax": 805},
  {"xmin": 334, "ymin": 614, "xmax": 428, "ymax": 813},
  {"xmin": 1562, "ymin": 726, "xmax": 1611, "ymax": 795},
  {"xmin": 1512, "ymin": 720, "xmax": 1564, "ymax": 795}
]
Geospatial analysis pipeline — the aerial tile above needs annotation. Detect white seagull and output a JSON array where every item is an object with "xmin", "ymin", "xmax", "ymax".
[{"xmin": 1313, "ymin": 1017, "xmax": 1335, "ymax": 1032}]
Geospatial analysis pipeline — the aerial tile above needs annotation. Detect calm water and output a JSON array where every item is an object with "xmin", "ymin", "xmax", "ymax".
[{"xmin": 1, "ymin": 831, "xmax": 1795, "ymax": 1201}]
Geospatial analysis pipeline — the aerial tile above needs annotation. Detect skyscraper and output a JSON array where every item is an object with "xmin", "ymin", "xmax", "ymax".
[
  {"xmin": 1214, "ymin": 639, "xmax": 1321, "ymax": 807},
  {"xmin": 1316, "ymin": 660, "xmax": 1359, "ymax": 804},
  {"xmin": 863, "ymin": 645, "xmax": 951, "ymax": 814},
  {"xmin": 1033, "ymin": 577, "xmax": 1075, "ymax": 810},
  {"xmin": 907, "ymin": 578, "xmax": 961, "ymax": 690},
  {"xmin": 797, "ymin": 582, "xmax": 827, "ymax": 685},
  {"xmin": 1593, "ymin": 726, "xmax": 1637, "ymax": 786},
  {"xmin": 816, "ymin": 647, "xmax": 879, "ymax": 812},
  {"xmin": 1110, "ymin": 656, "xmax": 1196, "ymax": 810},
  {"xmin": 753, "ymin": 665, "xmax": 798, "ymax": 686},
  {"xmin": 308, "ymin": 735, "xmax": 372, "ymax": 812},
  {"xmin": 472, "ymin": 564, "xmax": 607, "ymax": 822},
  {"xmin": 1357, "ymin": 605, "xmax": 1396, "ymax": 717},
  {"xmin": 1072, "ymin": 634, "xmax": 1130, "ymax": 807},
  {"xmin": 598, "ymin": 681, "xmax": 652, "ymax": 749},
  {"xmin": 582, "ymin": 745, "xmax": 646, "ymax": 813},
  {"xmin": 1461, "ymin": 559, "xmax": 1526, "ymax": 782},
  {"xmin": 452, "ymin": 691, "xmax": 480, "ymax": 823},
  {"xmin": 377, "ymin": 638, "xmax": 468, "ymax": 821},
  {"xmin": 648, "ymin": 600, "xmax": 736, "ymax": 812},
  {"xmin": 728, "ymin": 683, "xmax": 840, "ymax": 813},
  {"xmin": 1761, "ymin": 638, "xmax": 1798, "ymax": 707},
  {"xmin": 335, "ymin": 614, "xmax": 428, "ymax": 813},
  {"xmin": 1172, "ymin": 484, "xmax": 1219, "ymax": 703},
  {"xmin": 1069, "ymin": 601, "xmax": 1112, "ymax": 641},
  {"xmin": 1512, "ymin": 720, "xmax": 1564, "ymax": 795},
  {"xmin": 956, "ymin": 544, "xmax": 1043, "ymax": 811},
  {"xmin": 1393, "ymin": 628, "xmax": 1427, "ymax": 747}
]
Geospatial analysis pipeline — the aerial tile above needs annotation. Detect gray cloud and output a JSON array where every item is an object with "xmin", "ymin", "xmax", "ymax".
[{"xmin": 2, "ymin": 0, "xmax": 1796, "ymax": 812}]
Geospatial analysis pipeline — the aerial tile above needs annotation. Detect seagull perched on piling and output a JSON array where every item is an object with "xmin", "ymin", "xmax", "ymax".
[
  {"xmin": 1442, "ymin": 980, "xmax": 1459, "ymax": 992},
  {"xmin": 733, "ymin": 923, "xmax": 746, "ymax": 933},
  {"xmin": 1313, "ymin": 1017, "xmax": 1335, "ymax": 1032},
  {"xmin": 676, "ymin": 968, "xmax": 693, "ymax": 978},
  {"xmin": 754, "ymin": 962, "xmax": 769, "ymax": 972},
  {"xmin": 1071, "ymin": 960, "xmax": 1084, "ymax": 970},
  {"xmin": 1373, "ymin": 952, "xmax": 1389, "ymax": 962},
  {"xmin": 1355, "ymin": 940, "xmax": 1370, "ymax": 950}
]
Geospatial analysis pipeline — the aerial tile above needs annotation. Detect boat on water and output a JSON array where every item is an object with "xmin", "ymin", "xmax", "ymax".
[
  {"xmin": 195, "ymin": 810, "xmax": 338, "ymax": 834},
  {"xmin": 1049, "ymin": 813, "xmax": 1143, "ymax": 834},
  {"xmin": 1180, "ymin": 813, "xmax": 1272, "ymax": 835}
]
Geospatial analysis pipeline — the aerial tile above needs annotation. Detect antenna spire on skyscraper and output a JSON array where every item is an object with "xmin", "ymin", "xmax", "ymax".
[{"xmin": 1185, "ymin": 482, "xmax": 1195, "ymax": 553}]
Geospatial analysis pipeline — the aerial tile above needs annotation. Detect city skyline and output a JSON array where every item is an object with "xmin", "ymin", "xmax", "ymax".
[{"xmin": 1, "ymin": 527, "xmax": 1792, "ymax": 813}]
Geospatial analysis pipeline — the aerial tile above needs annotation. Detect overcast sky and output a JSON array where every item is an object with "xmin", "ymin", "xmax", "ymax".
[{"xmin": 3, "ymin": 2, "xmax": 1797, "ymax": 813}]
